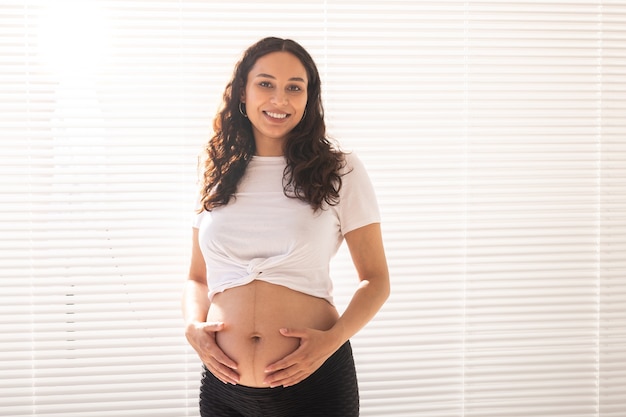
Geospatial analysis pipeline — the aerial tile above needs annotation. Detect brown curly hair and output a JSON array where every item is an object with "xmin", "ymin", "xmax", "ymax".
[{"xmin": 199, "ymin": 37, "xmax": 345, "ymax": 212}]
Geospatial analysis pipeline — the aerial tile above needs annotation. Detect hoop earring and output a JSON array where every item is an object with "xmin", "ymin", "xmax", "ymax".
[{"xmin": 238, "ymin": 102, "xmax": 248, "ymax": 118}]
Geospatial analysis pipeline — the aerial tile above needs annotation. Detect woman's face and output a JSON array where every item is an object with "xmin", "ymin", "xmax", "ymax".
[{"xmin": 241, "ymin": 51, "xmax": 308, "ymax": 156}]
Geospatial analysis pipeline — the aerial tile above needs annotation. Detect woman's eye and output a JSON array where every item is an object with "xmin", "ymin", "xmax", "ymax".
[
  {"xmin": 259, "ymin": 81, "xmax": 272, "ymax": 88},
  {"xmin": 288, "ymin": 85, "xmax": 302, "ymax": 92}
]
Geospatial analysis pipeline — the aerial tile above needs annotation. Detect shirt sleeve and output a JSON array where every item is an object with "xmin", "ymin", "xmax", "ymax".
[
  {"xmin": 192, "ymin": 193, "xmax": 208, "ymax": 229},
  {"xmin": 193, "ymin": 210, "xmax": 208, "ymax": 229},
  {"xmin": 336, "ymin": 152, "xmax": 381, "ymax": 235}
]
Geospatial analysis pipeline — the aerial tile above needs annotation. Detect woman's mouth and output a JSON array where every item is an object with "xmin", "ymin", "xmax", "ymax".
[{"xmin": 264, "ymin": 111, "xmax": 289, "ymax": 120}]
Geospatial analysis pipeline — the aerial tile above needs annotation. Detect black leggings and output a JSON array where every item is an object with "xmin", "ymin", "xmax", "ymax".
[{"xmin": 199, "ymin": 341, "xmax": 359, "ymax": 417}]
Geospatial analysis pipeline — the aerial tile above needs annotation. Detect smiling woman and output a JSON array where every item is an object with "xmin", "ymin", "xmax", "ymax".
[{"xmin": 184, "ymin": 37, "xmax": 390, "ymax": 417}]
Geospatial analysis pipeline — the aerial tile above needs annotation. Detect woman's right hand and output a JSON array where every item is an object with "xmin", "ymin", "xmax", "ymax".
[{"xmin": 185, "ymin": 321, "xmax": 239, "ymax": 384}]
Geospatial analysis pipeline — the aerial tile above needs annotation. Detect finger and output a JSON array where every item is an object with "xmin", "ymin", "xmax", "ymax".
[
  {"xmin": 203, "ymin": 342, "xmax": 238, "ymax": 374},
  {"xmin": 206, "ymin": 360, "xmax": 239, "ymax": 385},
  {"xmin": 264, "ymin": 362, "xmax": 300, "ymax": 383},
  {"xmin": 205, "ymin": 364, "xmax": 229, "ymax": 385},
  {"xmin": 278, "ymin": 327, "xmax": 307, "ymax": 338},
  {"xmin": 215, "ymin": 365, "xmax": 240, "ymax": 385},
  {"xmin": 212, "ymin": 350, "xmax": 238, "ymax": 371},
  {"xmin": 210, "ymin": 368, "xmax": 237, "ymax": 385},
  {"xmin": 266, "ymin": 337, "xmax": 314, "ymax": 373},
  {"xmin": 282, "ymin": 370, "xmax": 308, "ymax": 388},
  {"xmin": 266, "ymin": 368, "xmax": 307, "ymax": 388},
  {"xmin": 264, "ymin": 350, "xmax": 298, "ymax": 374},
  {"xmin": 200, "ymin": 321, "xmax": 225, "ymax": 332}
]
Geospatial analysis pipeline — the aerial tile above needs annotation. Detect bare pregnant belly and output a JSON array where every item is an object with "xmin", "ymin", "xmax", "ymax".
[{"xmin": 206, "ymin": 280, "xmax": 339, "ymax": 387}]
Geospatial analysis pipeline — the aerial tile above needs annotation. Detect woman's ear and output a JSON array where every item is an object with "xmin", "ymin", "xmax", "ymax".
[{"xmin": 240, "ymin": 91, "xmax": 246, "ymax": 103}]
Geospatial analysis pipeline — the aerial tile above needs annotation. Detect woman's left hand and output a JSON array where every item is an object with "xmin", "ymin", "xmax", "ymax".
[{"xmin": 263, "ymin": 327, "xmax": 341, "ymax": 388}]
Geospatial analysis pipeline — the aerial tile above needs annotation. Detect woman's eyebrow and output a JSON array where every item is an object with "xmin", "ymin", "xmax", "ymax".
[{"xmin": 255, "ymin": 73, "xmax": 306, "ymax": 83}]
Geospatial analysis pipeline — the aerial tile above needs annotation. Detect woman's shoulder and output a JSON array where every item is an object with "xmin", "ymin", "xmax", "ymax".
[{"xmin": 339, "ymin": 150, "xmax": 368, "ymax": 176}]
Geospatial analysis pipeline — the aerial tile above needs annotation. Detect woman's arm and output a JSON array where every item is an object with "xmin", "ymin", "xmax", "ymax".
[
  {"xmin": 264, "ymin": 222, "xmax": 390, "ymax": 387},
  {"xmin": 182, "ymin": 227, "xmax": 239, "ymax": 384},
  {"xmin": 330, "ymin": 222, "xmax": 390, "ymax": 342}
]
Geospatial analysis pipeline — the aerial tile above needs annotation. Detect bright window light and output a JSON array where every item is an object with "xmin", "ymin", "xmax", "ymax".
[{"xmin": 37, "ymin": 0, "xmax": 111, "ymax": 78}]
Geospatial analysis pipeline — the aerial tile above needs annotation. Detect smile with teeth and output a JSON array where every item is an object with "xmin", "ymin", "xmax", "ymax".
[{"xmin": 264, "ymin": 111, "xmax": 289, "ymax": 119}]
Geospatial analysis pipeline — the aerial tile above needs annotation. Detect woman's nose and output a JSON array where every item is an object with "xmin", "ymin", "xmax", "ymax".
[{"xmin": 271, "ymin": 90, "xmax": 288, "ymax": 106}]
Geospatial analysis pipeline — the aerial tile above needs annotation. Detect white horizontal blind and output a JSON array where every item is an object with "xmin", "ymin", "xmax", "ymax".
[
  {"xmin": 464, "ymin": 3, "xmax": 605, "ymax": 416},
  {"xmin": 1, "ymin": 1, "xmax": 624, "ymax": 417},
  {"xmin": 599, "ymin": 2, "xmax": 626, "ymax": 415},
  {"xmin": 1, "ymin": 0, "xmax": 202, "ymax": 416}
]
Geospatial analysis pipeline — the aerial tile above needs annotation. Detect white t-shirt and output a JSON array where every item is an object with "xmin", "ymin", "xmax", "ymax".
[{"xmin": 193, "ymin": 152, "xmax": 380, "ymax": 305}]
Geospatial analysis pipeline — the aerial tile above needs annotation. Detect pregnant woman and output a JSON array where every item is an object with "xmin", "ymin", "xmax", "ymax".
[{"xmin": 183, "ymin": 37, "xmax": 390, "ymax": 417}]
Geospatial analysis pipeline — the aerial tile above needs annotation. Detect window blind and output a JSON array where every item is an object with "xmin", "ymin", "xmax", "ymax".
[{"xmin": 1, "ymin": 1, "xmax": 624, "ymax": 416}]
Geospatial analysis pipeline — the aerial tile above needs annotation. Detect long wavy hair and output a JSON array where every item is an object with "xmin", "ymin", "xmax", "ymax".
[{"xmin": 199, "ymin": 37, "xmax": 344, "ymax": 212}]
